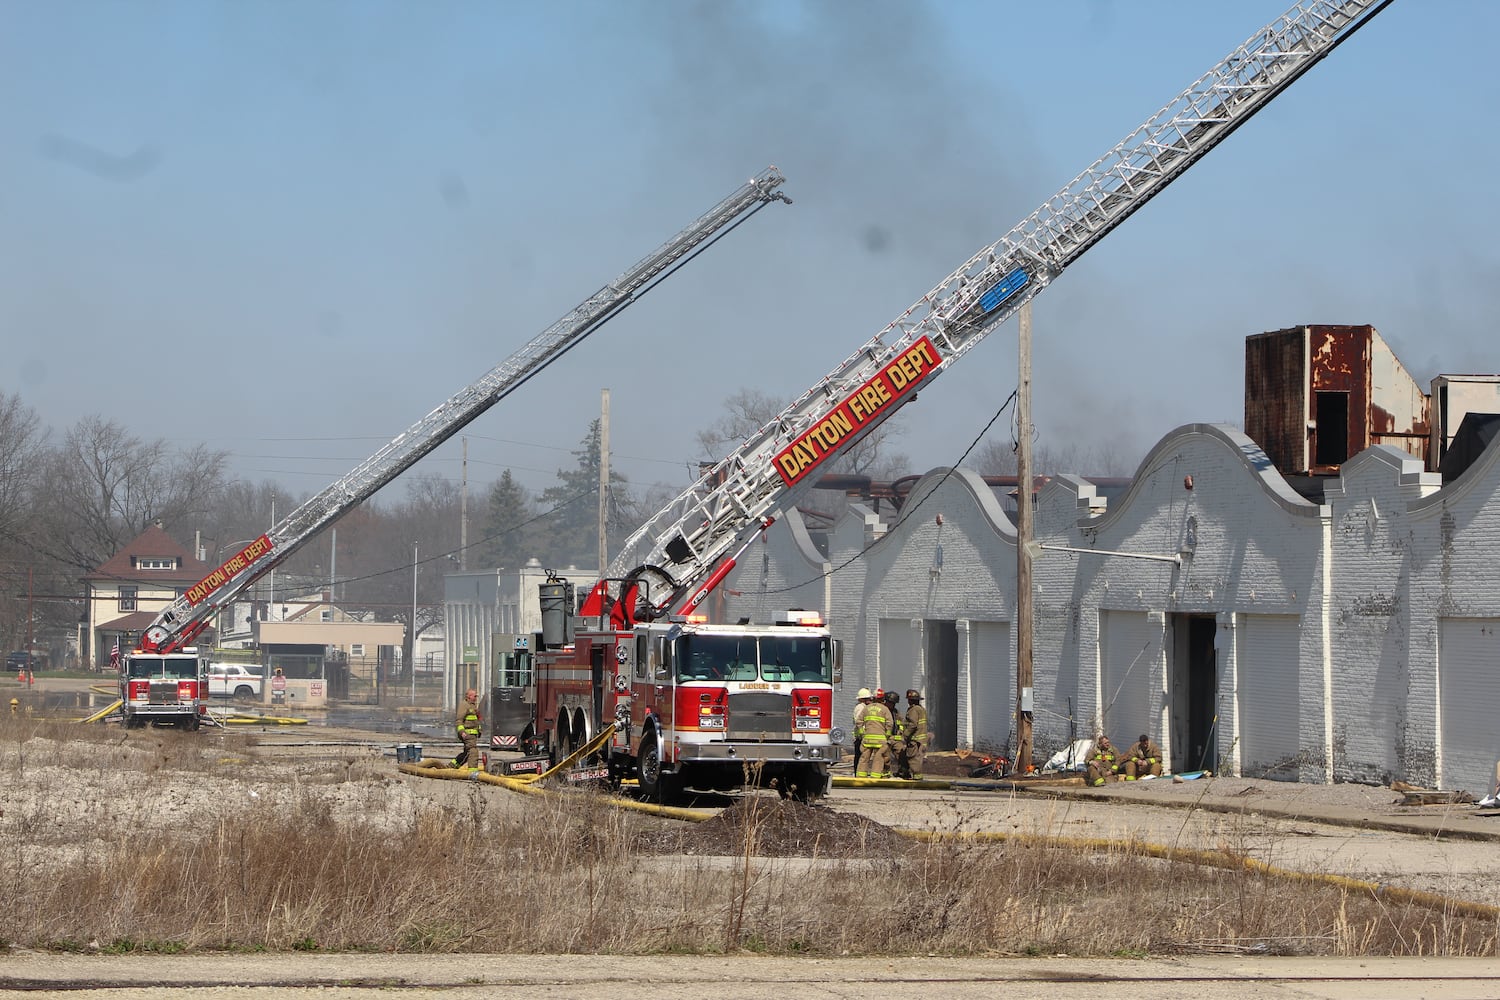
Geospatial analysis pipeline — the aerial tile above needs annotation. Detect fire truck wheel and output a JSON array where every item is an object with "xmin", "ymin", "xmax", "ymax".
[{"xmin": 637, "ymin": 729, "xmax": 666, "ymax": 802}]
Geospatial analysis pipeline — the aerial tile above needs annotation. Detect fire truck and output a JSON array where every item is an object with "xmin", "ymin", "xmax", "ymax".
[
  {"xmin": 526, "ymin": 571, "xmax": 842, "ymax": 801},
  {"xmin": 118, "ymin": 648, "xmax": 207, "ymax": 730},
  {"xmin": 518, "ymin": 1, "xmax": 1390, "ymax": 799}
]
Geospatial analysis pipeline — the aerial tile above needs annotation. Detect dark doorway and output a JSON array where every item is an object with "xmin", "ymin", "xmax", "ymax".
[
  {"xmin": 1315, "ymin": 391, "xmax": 1350, "ymax": 467},
  {"xmin": 1170, "ymin": 615, "xmax": 1218, "ymax": 773},
  {"xmin": 923, "ymin": 620, "xmax": 958, "ymax": 750}
]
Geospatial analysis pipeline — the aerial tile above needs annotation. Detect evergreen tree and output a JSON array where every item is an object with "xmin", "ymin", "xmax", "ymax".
[
  {"xmin": 478, "ymin": 470, "xmax": 533, "ymax": 570},
  {"xmin": 537, "ymin": 420, "xmax": 631, "ymax": 570}
]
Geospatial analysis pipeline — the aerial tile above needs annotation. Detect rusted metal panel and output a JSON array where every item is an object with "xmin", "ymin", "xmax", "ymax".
[
  {"xmin": 1308, "ymin": 325, "xmax": 1371, "ymax": 473},
  {"xmin": 1244, "ymin": 328, "xmax": 1307, "ymax": 475}
]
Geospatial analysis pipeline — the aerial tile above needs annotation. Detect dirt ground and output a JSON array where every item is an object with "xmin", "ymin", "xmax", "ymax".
[{"xmin": 7, "ymin": 679, "xmax": 1500, "ymax": 997}]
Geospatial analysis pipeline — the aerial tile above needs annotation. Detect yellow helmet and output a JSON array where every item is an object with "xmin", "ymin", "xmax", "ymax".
[{"xmin": 856, "ymin": 687, "xmax": 872, "ymax": 700}]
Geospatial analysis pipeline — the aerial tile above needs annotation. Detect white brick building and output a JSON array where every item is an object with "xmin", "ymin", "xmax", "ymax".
[{"xmin": 723, "ymin": 423, "xmax": 1500, "ymax": 797}]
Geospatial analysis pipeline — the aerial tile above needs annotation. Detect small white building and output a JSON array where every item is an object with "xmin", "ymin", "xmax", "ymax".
[{"xmin": 442, "ymin": 559, "xmax": 597, "ymax": 711}]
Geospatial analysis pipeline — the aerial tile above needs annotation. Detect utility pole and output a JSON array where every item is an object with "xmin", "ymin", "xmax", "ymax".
[
  {"xmin": 1015, "ymin": 300, "xmax": 1034, "ymax": 774},
  {"xmin": 459, "ymin": 437, "xmax": 469, "ymax": 571},
  {"xmin": 598, "ymin": 389, "xmax": 610, "ymax": 577},
  {"xmin": 268, "ymin": 493, "xmax": 276, "ymax": 620},
  {"xmin": 411, "ymin": 541, "xmax": 419, "ymax": 705}
]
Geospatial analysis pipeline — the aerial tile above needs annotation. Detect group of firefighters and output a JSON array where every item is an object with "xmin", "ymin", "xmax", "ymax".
[
  {"xmin": 850, "ymin": 687, "xmax": 929, "ymax": 779},
  {"xmin": 1083, "ymin": 733, "xmax": 1163, "ymax": 786}
]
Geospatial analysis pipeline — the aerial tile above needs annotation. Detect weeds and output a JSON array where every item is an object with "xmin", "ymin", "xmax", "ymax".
[{"xmin": 1, "ymin": 725, "xmax": 1496, "ymax": 958}]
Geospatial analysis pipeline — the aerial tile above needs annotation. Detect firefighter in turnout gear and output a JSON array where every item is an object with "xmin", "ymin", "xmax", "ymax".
[
  {"xmin": 881, "ymin": 689, "xmax": 903, "ymax": 768},
  {"xmin": 897, "ymin": 689, "xmax": 929, "ymax": 779},
  {"xmin": 1121, "ymin": 733, "xmax": 1163, "ymax": 779},
  {"xmin": 851, "ymin": 688, "xmax": 874, "ymax": 774},
  {"xmin": 453, "ymin": 688, "xmax": 481, "ymax": 769},
  {"xmin": 859, "ymin": 688, "xmax": 894, "ymax": 778},
  {"xmin": 1086, "ymin": 734, "xmax": 1121, "ymax": 786}
]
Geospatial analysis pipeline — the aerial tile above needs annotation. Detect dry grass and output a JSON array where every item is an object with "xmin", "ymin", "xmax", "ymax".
[{"xmin": 1, "ymin": 713, "xmax": 1496, "ymax": 958}]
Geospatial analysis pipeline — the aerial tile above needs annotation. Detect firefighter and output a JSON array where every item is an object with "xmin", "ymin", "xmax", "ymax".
[
  {"xmin": 1085, "ymin": 734, "xmax": 1120, "ymax": 787},
  {"xmin": 859, "ymin": 688, "xmax": 894, "ymax": 778},
  {"xmin": 897, "ymin": 689, "xmax": 929, "ymax": 779},
  {"xmin": 851, "ymin": 688, "xmax": 874, "ymax": 774},
  {"xmin": 453, "ymin": 688, "xmax": 481, "ymax": 769},
  {"xmin": 1120, "ymin": 733, "xmax": 1163, "ymax": 780},
  {"xmin": 882, "ymin": 688, "xmax": 903, "ymax": 767}
]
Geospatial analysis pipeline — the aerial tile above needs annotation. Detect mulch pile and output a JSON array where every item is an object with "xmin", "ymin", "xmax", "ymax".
[{"xmin": 638, "ymin": 797, "xmax": 906, "ymax": 858}]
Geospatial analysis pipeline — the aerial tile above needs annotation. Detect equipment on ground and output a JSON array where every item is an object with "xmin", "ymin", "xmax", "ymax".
[
  {"xmin": 135, "ymin": 169, "xmax": 792, "ymax": 655},
  {"xmin": 519, "ymin": 0, "xmax": 1391, "ymax": 799}
]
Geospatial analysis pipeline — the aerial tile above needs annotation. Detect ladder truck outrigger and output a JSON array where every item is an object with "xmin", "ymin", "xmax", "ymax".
[
  {"xmin": 524, "ymin": 0, "xmax": 1391, "ymax": 801},
  {"xmin": 128, "ymin": 169, "xmax": 792, "ymax": 712}
]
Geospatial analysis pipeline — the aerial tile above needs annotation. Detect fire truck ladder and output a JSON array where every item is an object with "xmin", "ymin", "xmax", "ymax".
[
  {"xmin": 141, "ymin": 168, "xmax": 792, "ymax": 653},
  {"xmin": 611, "ymin": 0, "xmax": 1393, "ymax": 615}
]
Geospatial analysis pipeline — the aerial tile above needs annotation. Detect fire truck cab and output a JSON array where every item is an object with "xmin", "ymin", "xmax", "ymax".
[
  {"xmin": 534, "ymin": 605, "xmax": 843, "ymax": 802},
  {"xmin": 119, "ymin": 648, "xmax": 208, "ymax": 730}
]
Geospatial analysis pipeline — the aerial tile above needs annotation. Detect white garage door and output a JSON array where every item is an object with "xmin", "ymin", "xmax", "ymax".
[
  {"xmin": 966, "ymin": 621, "xmax": 1011, "ymax": 755},
  {"xmin": 1438, "ymin": 618, "xmax": 1500, "ymax": 798},
  {"xmin": 877, "ymin": 617, "xmax": 917, "ymax": 697},
  {"xmin": 1099, "ymin": 611, "xmax": 1160, "ymax": 743},
  {"xmin": 1237, "ymin": 614, "xmax": 1302, "ymax": 779}
]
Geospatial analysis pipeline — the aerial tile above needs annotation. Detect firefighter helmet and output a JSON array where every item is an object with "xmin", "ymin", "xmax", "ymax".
[
  {"xmin": 874, "ymin": 687, "xmax": 885, "ymax": 699},
  {"xmin": 857, "ymin": 687, "xmax": 872, "ymax": 700}
]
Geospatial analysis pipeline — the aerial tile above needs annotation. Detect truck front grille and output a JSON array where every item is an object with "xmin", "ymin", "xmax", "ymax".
[
  {"xmin": 148, "ymin": 681, "xmax": 181, "ymax": 705},
  {"xmin": 726, "ymin": 691, "xmax": 791, "ymax": 741}
]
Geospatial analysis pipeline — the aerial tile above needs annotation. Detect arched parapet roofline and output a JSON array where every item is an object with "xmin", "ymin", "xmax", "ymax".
[
  {"xmin": 1039, "ymin": 474, "xmax": 1105, "ymax": 519},
  {"xmin": 1079, "ymin": 423, "xmax": 1323, "ymax": 533},
  {"xmin": 1410, "ymin": 428, "xmax": 1500, "ymax": 516},
  {"xmin": 886, "ymin": 466, "xmax": 1019, "ymax": 545},
  {"xmin": 1327, "ymin": 444, "xmax": 1440, "ymax": 507},
  {"xmin": 779, "ymin": 505, "xmax": 830, "ymax": 572}
]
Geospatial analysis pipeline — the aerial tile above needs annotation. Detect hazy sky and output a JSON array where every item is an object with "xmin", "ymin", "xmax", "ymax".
[{"xmin": 5, "ymin": 1, "xmax": 1497, "ymax": 508}]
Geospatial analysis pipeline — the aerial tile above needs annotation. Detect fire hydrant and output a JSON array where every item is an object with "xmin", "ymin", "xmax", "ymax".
[{"xmin": 8, "ymin": 697, "xmax": 17, "ymax": 714}]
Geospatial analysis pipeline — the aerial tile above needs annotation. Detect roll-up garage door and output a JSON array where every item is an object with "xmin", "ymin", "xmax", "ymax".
[
  {"xmin": 878, "ymin": 617, "xmax": 917, "ymax": 696},
  {"xmin": 1237, "ymin": 614, "xmax": 1301, "ymax": 779},
  {"xmin": 1437, "ymin": 617, "xmax": 1500, "ymax": 799},
  {"xmin": 967, "ymin": 621, "xmax": 1011, "ymax": 755},
  {"xmin": 1099, "ymin": 611, "xmax": 1160, "ymax": 742}
]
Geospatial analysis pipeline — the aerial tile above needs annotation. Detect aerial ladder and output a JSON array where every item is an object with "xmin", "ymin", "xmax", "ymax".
[
  {"xmin": 139, "ymin": 168, "xmax": 791, "ymax": 653},
  {"xmin": 608, "ymin": 0, "xmax": 1393, "ymax": 619}
]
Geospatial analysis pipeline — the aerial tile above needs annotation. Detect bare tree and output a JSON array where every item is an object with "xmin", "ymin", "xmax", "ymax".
[
  {"xmin": 0, "ymin": 393, "xmax": 46, "ymax": 544},
  {"xmin": 31, "ymin": 415, "xmax": 229, "ymax": 573},
  {"xmin": 976, "ymin": 432, "xmax": 1140, "ymax": 479},
  {"xmin": 696, "ymin": 388, "xmax": 908, "ymax": 479},
  {"xmin": 0, "ymin": 394, "xmax": 50, "ymax": 652}
]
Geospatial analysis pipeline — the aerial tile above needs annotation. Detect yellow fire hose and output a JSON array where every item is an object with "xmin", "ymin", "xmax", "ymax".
[{"xmin": 396, "ymin": 723, "xmax": 714, "ymax": 822}]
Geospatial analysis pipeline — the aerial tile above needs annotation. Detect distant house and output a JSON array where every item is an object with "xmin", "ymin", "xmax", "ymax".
[{"xmin": 82, "ymin": 522, "xmax": 212, "ymax": 668}]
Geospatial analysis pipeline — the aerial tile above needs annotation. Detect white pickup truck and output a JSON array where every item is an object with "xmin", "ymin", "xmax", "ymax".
[{"xmin": 206, "ymin": 663, "xmax": 263, "ymax": 700}]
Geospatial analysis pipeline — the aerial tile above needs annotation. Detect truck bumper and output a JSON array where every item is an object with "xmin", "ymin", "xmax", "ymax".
[{"xmin": 677, "ymin": 741, "xmax": 840, "ymax": 766}]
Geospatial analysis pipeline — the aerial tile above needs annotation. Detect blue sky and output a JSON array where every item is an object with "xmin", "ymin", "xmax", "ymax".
[{"xmin": 5, "ymin": 1, "xmax": 1498, "ymax": 507}]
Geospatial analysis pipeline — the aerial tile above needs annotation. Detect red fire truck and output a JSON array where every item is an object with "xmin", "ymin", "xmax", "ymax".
[
  {"xmin": 118, "ymin": 648, "xmax": 207, "ymax": 730},
  {"xmin": 531, "ymin": 586, "xmax": 842, "ymax": 802}
]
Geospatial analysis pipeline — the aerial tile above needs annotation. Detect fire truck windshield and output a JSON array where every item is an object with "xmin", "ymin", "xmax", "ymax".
[
  {"xmin": 676, "ymin": 635, "xmax": 831, "ymax": 684},
  {"xmin": 127, "ymin": 656, "xmax": 198, "ymax": 680}
]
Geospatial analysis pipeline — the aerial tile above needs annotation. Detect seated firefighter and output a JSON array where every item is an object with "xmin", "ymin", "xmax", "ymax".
[
  {"xmin": 1085, "ymin": 734, "xmax": 1122, "ymax": 787},
  {"xmin": 1120, "ymin": 733, "xmax": 1163, "ymax": 780}
]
